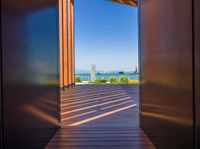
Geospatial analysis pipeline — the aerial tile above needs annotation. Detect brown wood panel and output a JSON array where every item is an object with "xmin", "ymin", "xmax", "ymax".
[
  {"xmin": 1, "ymin": 0, "xmax": 59, "ymax": 147},
  {"xmin": 0, "ymin": 11, "xmax": 3, "ymax": 147},
  {"xmin": 46, "ymin": 85, "xmax": 155, "ymax": 148},
  {"xmin": 140, "ymin": 0, "xmax": 193, "ymax": 148},
  {"xmin": 0, "ymin": 3, "xmax": 3, "ymax": 146},
  {"xmin": 2, "ymin": 0, "xmax": 57, "ymax": 12},
  {"xmin": 195, "ymin": 0, "xmax": 200, "ymax": 148}
]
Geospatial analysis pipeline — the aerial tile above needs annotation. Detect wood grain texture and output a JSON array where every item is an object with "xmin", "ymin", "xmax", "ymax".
[
  {"xmin": 0, "ymin": 7, "xmax": 2, "ymax": 146},
  {"xmin": 1, "ymin": 0, "xmax": 59, "ymax": 147},
  {"xmin": 59, "ymin": 0, "xmax": 64, "ymax": 88},
  {"xmin": 46, "ymin": 85, "xmax": 155, "ymax": 149},
  {"xmin": 195, "ymin": 0, "xmax": 200, "ymax": 148},
  {"xmin": 71, "ymin": 1, "xmax": 75, "ymax": 84},
  {"xmin": 140, "ymin": 0, "xmax": 193, "ymax": 148},
  {"xmin": 67, "ymin": 0, "xmax": 72, "ymax": 85},
  {"xmin": 63, "ymin": 0, "xmax": 69, "ymax": 87},
  {"xmin": 59, "ymin": 0, "xmax": 75, "ymax": 88}
]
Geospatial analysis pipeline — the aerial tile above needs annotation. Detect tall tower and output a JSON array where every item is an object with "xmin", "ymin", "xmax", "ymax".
[{"xmin": 90, "ymin": 64, "xmax": 96, "ymax": 81}]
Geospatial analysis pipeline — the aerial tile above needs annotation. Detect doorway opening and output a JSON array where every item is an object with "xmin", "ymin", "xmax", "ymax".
[
  {"xmin": 60, "ymin": 0, "xmax": 141, "ymax": 127},
  {"xmin": 61, "ymin": 0, "xmax": 140, "ymax": 127},
  {"xmin": 46, "ymin": 0, "xmax": 155, "ymax": 148}
]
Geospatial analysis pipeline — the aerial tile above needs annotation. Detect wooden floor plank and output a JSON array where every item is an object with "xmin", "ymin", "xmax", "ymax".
[{"xmin": 46, "ymin": 85, "xmax": 155, "ymax": 149}]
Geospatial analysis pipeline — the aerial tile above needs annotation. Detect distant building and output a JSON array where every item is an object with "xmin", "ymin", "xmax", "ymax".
[{"xmin": 90, "ymin": 64, "xmax": 96, "ymax": 81}]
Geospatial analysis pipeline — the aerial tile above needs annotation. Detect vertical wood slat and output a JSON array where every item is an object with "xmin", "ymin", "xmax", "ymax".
[
  {"xmin": 59, "ymin": 0, "xmax": 75, "ymax": 88},
  {"xmin": 63, "ymin": 0, "xmax": 69, "ymax": 87},
  {"xmin": 59, "ymin": 0, "xmax": 64, "ymax": 88},
  {"xmin": 71, "ymin": 0, "xmax": 75, "ymax": 84},
  {"xmin": 67, "ymin": 0, "xmax": 72, "ymax": 85}
]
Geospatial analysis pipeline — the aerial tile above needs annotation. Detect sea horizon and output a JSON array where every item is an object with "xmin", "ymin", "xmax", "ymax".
[{"xmin": 76, "ymin": 72, "xmax": 140, "ymax": 81}]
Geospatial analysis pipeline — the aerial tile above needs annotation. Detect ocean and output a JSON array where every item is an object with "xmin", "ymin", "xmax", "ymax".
[{"xmin": 76, "ymin": 73, "xmax": 140, "ymax": 81}]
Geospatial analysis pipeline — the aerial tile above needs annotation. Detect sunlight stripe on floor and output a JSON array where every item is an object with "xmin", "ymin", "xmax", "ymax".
[
  {"xmin": 101, "ymin": 100, "xmax": 134, "ymax": 110},
  {"xmin": 61, "ymin": 110, "xmax": 97, "ymax": 121},
  {"xmin": 68, "ymin": 104, "xmax": 137, "ymax": 126},
  {"xmin": 61, "ymin": 97, "xmax": 131, "ymax": 115}
]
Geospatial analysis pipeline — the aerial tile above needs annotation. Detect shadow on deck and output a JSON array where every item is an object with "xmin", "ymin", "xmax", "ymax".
[{"xmin": 46, "ymin": 84, "xmax": 155, "ymax": 149}]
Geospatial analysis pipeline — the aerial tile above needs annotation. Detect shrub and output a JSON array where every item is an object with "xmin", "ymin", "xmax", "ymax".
[
  {"xmin": 129, "ymin": 80, "xmax": 140, "ymax": 84},
  {"xmin": 120, "ymin": 76, "xmax": 129, "ymax": 84},
  {"xmin": 75, "ymin": 76, "xmax": 81, "ymax": 83},
  {"xmin": 95, "ymin": 79, "xmax": 107, "ymax": 83},
  {"xmin": 109, "ymin": 76, "xmax": 117, "ymax": 83}
]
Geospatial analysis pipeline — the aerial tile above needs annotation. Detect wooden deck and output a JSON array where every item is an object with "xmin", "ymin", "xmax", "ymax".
[{"xmin": 46, "ymin": 85, "xmax": 155, "ymax": 149}]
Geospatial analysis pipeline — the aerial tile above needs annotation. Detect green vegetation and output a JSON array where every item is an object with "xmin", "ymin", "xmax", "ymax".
[
  {"xmin": 129, "ymin": 80, "xmax": 140, "ymax": 84},
  {"xmin": 120, "ymin": 76, "xmax": 129, "ymax": 84},
  {"xmin": 109, "ymin": 76, "xmax": 130, "ymax": 84},
  {"xmin": 109, "ymin": 76, "xmax": 117, "ymax": 83},
  {"xmin": 94, "ymin": 79, "xmax": 107, "ymax": 84},
  {"xmin": 75, "ymin": 76, "xmax": 82, "ymax": 83},
  {"xmin": 89, "ymin": 79, "xmax": 107, "ymax": 84},
  {"xmin": 76, "ymin": 75, "xmax": 139, "ymax": 85}
]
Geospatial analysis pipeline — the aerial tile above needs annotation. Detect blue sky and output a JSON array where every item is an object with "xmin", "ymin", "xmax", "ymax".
[{"xmin": 75, "ymin": 0, "xmax": 138, "ymax": 72}]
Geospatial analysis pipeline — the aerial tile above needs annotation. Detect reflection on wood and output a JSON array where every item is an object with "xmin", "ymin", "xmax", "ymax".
[{"xmin": 46, "ymin": 85, "xmax": 155, "ymax": 148}]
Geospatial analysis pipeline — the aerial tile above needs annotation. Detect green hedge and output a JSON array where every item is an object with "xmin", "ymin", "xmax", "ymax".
[
  {"xmin": 120, "ymin": 76, "xmax": 129, "ymax": 84},
  {"xmin": 95, "ymin": 79, "xmax": 107, "ymax": 83},
  {"xmin": 109, "ymin": 76, "xmax": 117, "ymax": 83},
  {"xmin": 75, "ymin": 76, "xmax": 82, "ymax": 83}
]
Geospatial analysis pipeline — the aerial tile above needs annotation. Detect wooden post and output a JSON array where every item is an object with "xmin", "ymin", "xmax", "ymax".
[
  {"xmin": 67, "ymin": 0, "xmax": 72, "ymax": 85},
  {"xmin": 59, "ymin": 0, "xmax": 75, "ymax": 88},
  {"xmin": 59, "ymin": 0, "xmax": 64, "ymax": 89},
  {"xmin": 63, "ymin": 0, "xmax": 69, "ymax": 88},
  {"xmin": 71, "ymin": 0, "xmax": 75, "ymax": 85}
]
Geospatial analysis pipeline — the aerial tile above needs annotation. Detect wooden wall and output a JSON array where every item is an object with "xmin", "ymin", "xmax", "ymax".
[
  {"xmin": 139, "ymin": 0, "xmax": 194, "ymax": 148},
  {"xmin": 59, "ymin": 0, "xmax": 75, "ymax": 89},
  {"xmin": 1, "ymin": 0, "xmax": 60, "ymax": 148},
  {"xmin": 0, "ymin": 66, "xmax": 2, "ymax": 148},
  {"xmin": 0, "ymin": 8, "xmax": 3, "ymax": 147},
  {"xmin": 195, "ymin": 0, "xmax": 200, "ymax": 148}
]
